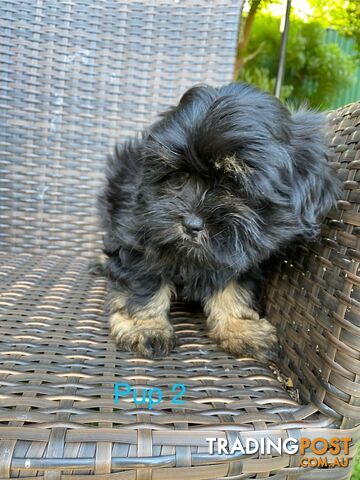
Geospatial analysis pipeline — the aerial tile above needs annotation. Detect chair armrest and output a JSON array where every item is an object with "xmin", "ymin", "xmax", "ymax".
[{"xmin": 266, "ymin": 102, "xmax": 360, "ymax": 429}]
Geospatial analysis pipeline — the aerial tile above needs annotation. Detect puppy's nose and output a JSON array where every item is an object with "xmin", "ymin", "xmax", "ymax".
[{"xmin": 182, "ymin": 214, "xmax": 204, "ymax": 235}]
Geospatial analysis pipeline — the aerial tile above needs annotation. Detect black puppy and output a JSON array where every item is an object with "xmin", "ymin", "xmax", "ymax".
[{"xmin": 98, "ymin": 83, "xmax": 338, "ymax": 362}]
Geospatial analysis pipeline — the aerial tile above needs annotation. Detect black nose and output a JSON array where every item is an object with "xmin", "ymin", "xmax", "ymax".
[{"xmin": 182, "ymin": 214, "xmax": 204, "ymax": 235}]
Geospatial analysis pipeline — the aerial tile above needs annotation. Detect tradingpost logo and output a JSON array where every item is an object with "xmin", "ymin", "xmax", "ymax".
[{"xmin": 206, "ymin": 436, "xmax": 352, "ymax": 468}]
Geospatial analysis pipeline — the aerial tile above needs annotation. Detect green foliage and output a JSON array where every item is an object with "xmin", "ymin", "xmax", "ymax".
[
  {"xmin": 307, "ymin": 0, "xmax": 360, "ymax": 52},
  {"xmin": 352, "ymin": 445, "xmax": 360, "ymax": 480},
  {"xmin": 241, "ymin": 66, "xmax": 293, "ymax": 101},
  {"xmin": 237, "ymin": 13, "xmax": 356, "ymax": 109}
]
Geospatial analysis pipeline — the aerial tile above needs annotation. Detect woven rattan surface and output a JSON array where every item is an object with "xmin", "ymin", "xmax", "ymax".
[
  {"xmin": 266, "ymin": 102, "xmax": 360, "ymax": 432},
  {"xmin": 0, "ymin": 0, "xmax": 242, "ymax": 258},
  {"xmin": 0, "ymin": 252, "xmax": 358, "ymax": 480}
]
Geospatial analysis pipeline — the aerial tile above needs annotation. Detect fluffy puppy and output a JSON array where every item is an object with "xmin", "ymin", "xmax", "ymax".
[{"xmin": 98, "ymin": 82, "xmax": 339, "ymax": 362}]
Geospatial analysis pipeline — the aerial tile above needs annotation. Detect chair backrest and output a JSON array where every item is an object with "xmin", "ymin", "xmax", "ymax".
[{"xmin": 0, "ymin": 0, "xmax": 243, "ymax": 257}]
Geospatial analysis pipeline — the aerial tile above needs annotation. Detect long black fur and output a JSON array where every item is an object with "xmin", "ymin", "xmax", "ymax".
[{"xmin": 99, "ymin": 83, "xmax": 339, "ymax": 336}]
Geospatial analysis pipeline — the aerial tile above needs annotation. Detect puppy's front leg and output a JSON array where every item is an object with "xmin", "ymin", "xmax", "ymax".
[
  {"xmin": 204, "ymin": 281, "xmax": 278, "ymax": 362},
  {"xmin": 108, "ymin": 284, "xmax": 175, "ymax": 358}
]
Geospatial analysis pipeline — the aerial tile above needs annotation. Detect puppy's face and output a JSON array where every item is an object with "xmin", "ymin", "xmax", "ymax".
[{"xmin": 138, "ymin": 83, "xmax": 338, "ymax": 272}]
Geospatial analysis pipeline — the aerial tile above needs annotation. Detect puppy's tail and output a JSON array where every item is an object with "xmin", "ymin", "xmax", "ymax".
[{"xmin": 88, "ymin": 252, "xmax": 108, "ymax": 276}]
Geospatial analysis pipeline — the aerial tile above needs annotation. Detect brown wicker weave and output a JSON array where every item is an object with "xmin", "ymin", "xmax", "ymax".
[
  {"xmin": 0, "ymin": 1, "xmax": 359, "ymax": 478},
  {"xmin": 267, "ymin": 103, "xmax": 360, "ymax": 433},
  {"xmin": 0, "ymin": 249, "xmax": 358, "ymax": 479},
  {"xmin": 0, "ymin": 0, "xmax": 242, "ymax": 258}
]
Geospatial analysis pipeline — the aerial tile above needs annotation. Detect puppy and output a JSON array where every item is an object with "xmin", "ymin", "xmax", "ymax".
[{"xmin": 98, "ymin": 83, "xmax": 339, "ymax": 362}]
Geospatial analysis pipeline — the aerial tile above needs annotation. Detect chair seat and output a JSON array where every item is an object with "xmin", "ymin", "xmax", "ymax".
[{"xmin": 0, "ymin": 253, "xmax": 354, "ymax": 479}]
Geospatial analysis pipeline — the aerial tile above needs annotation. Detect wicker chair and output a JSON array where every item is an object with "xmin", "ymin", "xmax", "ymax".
[{"xmin": 0, "ymin": 1, "xmax": 359, "ymax": 478}]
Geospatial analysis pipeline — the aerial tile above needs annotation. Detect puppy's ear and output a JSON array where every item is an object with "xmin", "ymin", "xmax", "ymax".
[{"xmin": 289, "ymin": 109, "xmax": 340, "ymax": 239}]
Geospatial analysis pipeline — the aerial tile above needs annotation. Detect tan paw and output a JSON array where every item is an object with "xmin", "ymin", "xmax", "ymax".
[
  {"xmin": 110, "ymin": 312, "xmax": 176, "ymax": 358},
  {"xmin": 208, "ymin": 317, "xmax": 278, "ymax": 363}
]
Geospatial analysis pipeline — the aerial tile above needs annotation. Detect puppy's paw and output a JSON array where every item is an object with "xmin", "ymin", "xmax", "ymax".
[
  {"xmin": 88, "ymin": 253, "xmax": 108, "ymax": 276},
  {"xmin": 208, "ymin": 317, "xmax": 278, "ymax": 363},
  {"xmin": 110, "ymin": 312, "xmax": 176, "ymax": 358}
]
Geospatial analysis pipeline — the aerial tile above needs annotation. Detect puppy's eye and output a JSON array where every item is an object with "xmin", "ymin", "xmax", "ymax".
[
  {"xmin": 160, "ymin": 172, "xmax": 189, "ymax": 185},
  {"xmin": 160, "ymin": 172, "xmax": 177, "ymax": 183}
]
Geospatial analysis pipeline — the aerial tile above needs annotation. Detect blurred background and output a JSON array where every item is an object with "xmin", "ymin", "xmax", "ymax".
[{"xmin": 235, "ymin": 0, "xmax": 360, "ymax": 109}]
